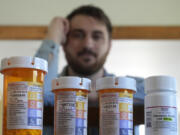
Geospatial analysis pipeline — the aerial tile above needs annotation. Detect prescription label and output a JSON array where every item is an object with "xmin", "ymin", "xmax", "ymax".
[
  {"xmin": 55, "ymin": 91, "xmax": 88, "ymax": 135},
  {"xmin": 7, "ymin": 82, "xmax": 43, "ymax": 129},
  {"xmin": 100, "ymin": 92, "xmax": 133, "ymax": 135},
  {"xmin": 145, "ymin": 106, "xmax": 177, "ymax": 135}
]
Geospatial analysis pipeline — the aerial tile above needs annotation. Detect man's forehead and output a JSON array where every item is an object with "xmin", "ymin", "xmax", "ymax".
[{"xmin": 69, "ymin": 15, "xmax": 107, "ymax": 30}]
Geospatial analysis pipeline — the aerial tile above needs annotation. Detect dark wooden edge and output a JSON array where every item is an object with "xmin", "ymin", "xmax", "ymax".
[
  {"xmin": 0, "ymin": 26, "xmax": 47, "ymax": 40},
  {"xmin": 0, "ymin": 26, "xmax": 180, "ymax": 40}
]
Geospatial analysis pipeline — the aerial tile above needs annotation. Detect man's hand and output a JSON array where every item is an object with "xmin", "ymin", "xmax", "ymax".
[{"xmin": 46, "ymin": 17, "xmax": 69, "ymax": 45}]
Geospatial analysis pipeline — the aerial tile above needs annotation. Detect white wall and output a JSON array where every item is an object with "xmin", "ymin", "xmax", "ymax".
[{"xmin": 0, "ymin": 0, "xmax": 180, "ymax": 25}]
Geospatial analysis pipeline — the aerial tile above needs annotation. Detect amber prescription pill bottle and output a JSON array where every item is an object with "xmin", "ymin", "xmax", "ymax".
[
  {"xmin": 1, "ymin": 56, "xmax": 48, "ymax": 135},
  {"xmin": 52, "ymin": 76, "xmax": 91, "ymax": 135},
  {"xmin": 145, "ymin": 75, "xmax": 178, "ymax": 135},
  {"xmin": 96, "ymin": 77, "xmax": 136, "ymax": 135}
]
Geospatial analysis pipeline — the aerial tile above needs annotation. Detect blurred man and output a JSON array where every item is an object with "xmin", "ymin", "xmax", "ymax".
[{"xmin": 36, "ymin": 5, "xmax": 144, "ymax": 135}]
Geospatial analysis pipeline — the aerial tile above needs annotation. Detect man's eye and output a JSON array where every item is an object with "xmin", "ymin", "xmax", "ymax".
[
  {"xmin": 93, "ymin": 34, "xmax": 102, "ymax": 41},
  {"xmin": 71, "ymin": 32, "xmax": 84, "ymax": 39}
]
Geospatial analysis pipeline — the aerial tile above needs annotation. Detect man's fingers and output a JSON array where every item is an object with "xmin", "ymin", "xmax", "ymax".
[{"xmin": 63, "ymin": 19, "xmax": 70, "ymax": 34}]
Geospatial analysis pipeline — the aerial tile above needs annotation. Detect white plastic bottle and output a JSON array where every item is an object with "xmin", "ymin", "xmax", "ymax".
[{"xmin": 145, "ymin": 75, "xmax": 178, "ymax": 135}]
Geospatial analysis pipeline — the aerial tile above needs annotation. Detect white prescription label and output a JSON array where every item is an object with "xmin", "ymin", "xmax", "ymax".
[
  {"xmin": 7, "ymin": 82, "xmax": 43, "ymax": 129},
  {"xmin": 145, "ymin": 106, "xmax": 177, "ymax": 135},
  {"xmin": 100, "ymin": 92, "xmax": 133, "ymax": 135},
  {"xmin": 55, "ymin": 91, "xmax": 88, "ymax": 135}
]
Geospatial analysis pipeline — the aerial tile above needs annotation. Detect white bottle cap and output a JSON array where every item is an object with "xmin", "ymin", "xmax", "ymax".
[
  {"xmin": 145, "ymin": 75, "xmax": 176, "ymax": 93},
  {"xmin": 96, "ymin": 77, "xmax": 136, "ymax": 92},
  {"xmin": 1, "ymin": 56, "xmax": 48, "ymax": 73},
  {"xmin": 52, "ymin": 76, "xmax": 91, "ymax": 91}
]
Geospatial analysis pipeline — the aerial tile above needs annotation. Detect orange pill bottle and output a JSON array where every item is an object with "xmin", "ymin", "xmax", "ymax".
[
  {"xmin": 52, "ymin": 76, "xmax": 91, "ymax": 135},
  {"xmin": 1, "ymin": 56, "xmax": 48, "ymax": 135},
  {"xmin": 96, "ymin": 77, "xmax": 136, "ymax": 135}
]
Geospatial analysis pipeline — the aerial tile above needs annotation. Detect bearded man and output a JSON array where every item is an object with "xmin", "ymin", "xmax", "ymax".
[{"xmin": 36, "ymin": 5, "xmax": 144, "ymax": 135}]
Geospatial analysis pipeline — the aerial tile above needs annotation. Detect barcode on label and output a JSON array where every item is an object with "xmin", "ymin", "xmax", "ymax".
[
  {"xmin": 146, "ymin": 122, "xmax": 152, "ymax": 128},
  {"xmin": 146, "ymin": 111, "xmax": 152, "ymax": 128}
]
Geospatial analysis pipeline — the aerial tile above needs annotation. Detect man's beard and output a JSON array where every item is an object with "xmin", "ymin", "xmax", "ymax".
[{"xmin": 64, "ymin": 48, "xmax": 109, "ymax": 76}]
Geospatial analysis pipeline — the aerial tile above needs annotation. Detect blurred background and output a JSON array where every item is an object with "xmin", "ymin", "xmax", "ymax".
[{"xmin": 0, "ymin": 0, "xmax": 180, "ymax": 134}]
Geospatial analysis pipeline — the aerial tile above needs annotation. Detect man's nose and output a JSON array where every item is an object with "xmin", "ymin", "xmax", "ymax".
[{"xmin": 83, "ymin": 36, "xmax": 94, "ymax": 49}]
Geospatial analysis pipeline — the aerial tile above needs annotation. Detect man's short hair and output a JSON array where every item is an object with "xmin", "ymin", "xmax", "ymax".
[{"xmin": 66, "ymin": 5, "xmax": 112, "ymax": 38}]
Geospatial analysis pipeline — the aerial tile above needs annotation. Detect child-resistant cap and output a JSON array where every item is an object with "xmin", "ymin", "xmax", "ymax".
[
  {"xmin": 145, "ymin": 75, "xmax": 176, "ymax": 93},
  {"xmin": 1, "ymin": 56, "xmax": 48, "ymax": 73},
  {"xmin": 52, "ymin": 76, "xmax": 91, "ymax": 91},
  {"xmin": 96, "ymin": 77, "xmax": 136, "ymax": 92}
]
